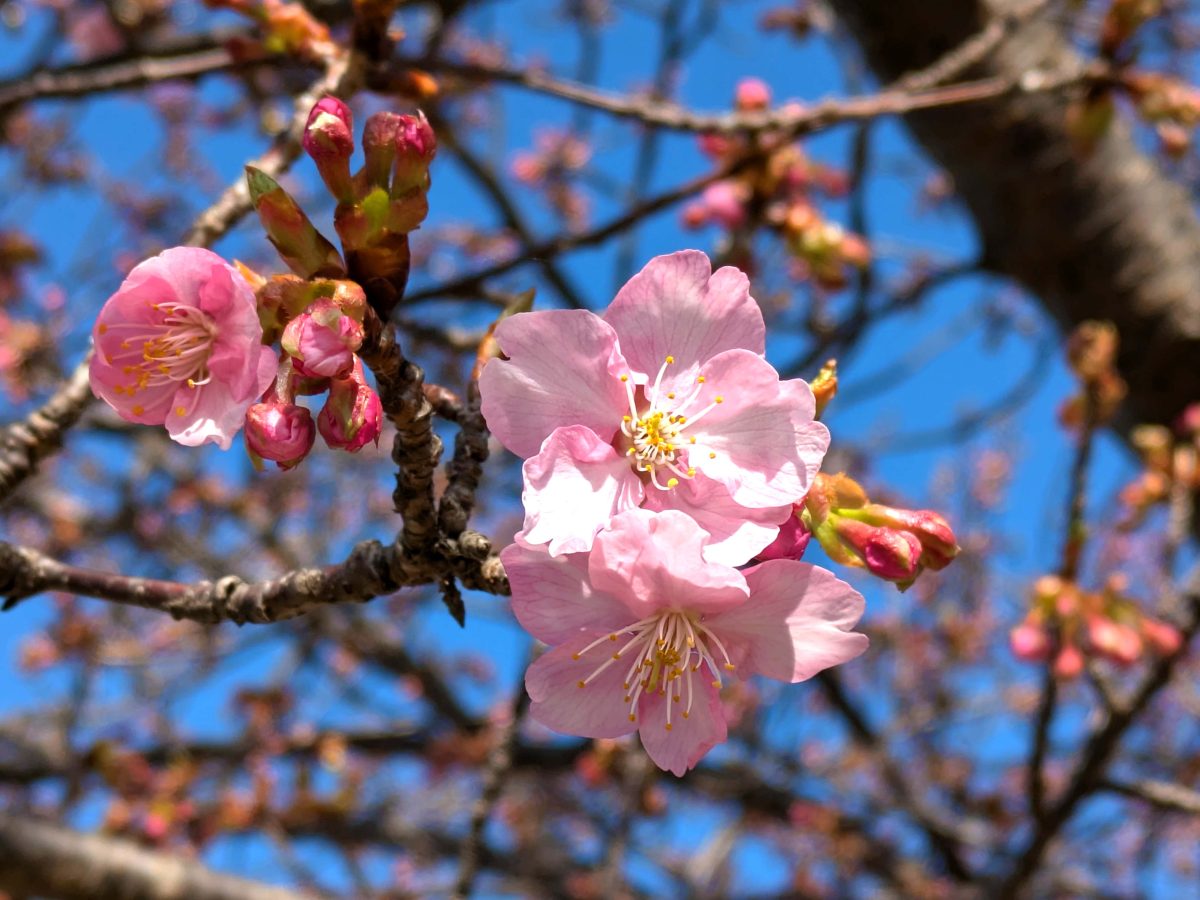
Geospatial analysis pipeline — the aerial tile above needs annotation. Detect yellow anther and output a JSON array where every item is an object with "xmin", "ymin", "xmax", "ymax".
[
  {"xmin": 175, "ymin": 406, "xmax": 186, "ymax": 416},
  {"xmin": 629, "ymin": 713, "xmax": 637, "ymax": 722},
  {"xmin": 709, "ymin": 452, "xmax": 716, "ymax": 459},
  {"xmin": 620, "ymin": 374, "xmax": 629, "ymax": 382},
  {"xmin": 666, "ymin": 478, "xmax": 679, "ymax": 488},
  {"xmin": 687, "ymin": 468, "xmax": 696, "ymax": 477},
  {"xmin": 612, "ymin": 653, "xmax": 621, "ymax": 660},
  {"xmin": 697, "ymin": 375, "xmax": 706, "ymax": 383},
  {"xmin": 665, "ymin": 355, "xmax": 674, "ymax": 364},
  {"xmin": 667, "ymin": 392, "xmax": 676, "ymax": 399},
  {"xmin": 572, "ymin": 653, "xmax": 581, "ymax": 660},
  {"xmin": 98, "ymin": 324, "xmax": 108, "ymax": 335},
  {"xmin": 665, "ymin": 723, "xmax": 673, "ymax": 731},
  {"xmin": 689, "ymin": 436, "xmax": 697, "ymax": 444},
  {"xmin": 132, "ymin": 405, "xmax": 144, "ymax": 415},
  {"xmin": 577, "ymin": 680, "xmax": 586, "ymax": 689},
  {"xmin": 715, "ymin": 395, "xmax": 724, "ymax": 404},
  {"xmin": 711, "ymin": 680, "xmax": 721, "ymax": 688},
  {"xmin": 682, "ymin": 711, "xmax": 690, "ymax": 719},
  {"xmin": 622, "ymin": 415, "xmax": 632, "ymax": 422},
  {"xmin": 609, "ymin": 634, "xmax": 618, "ymax": 641},
  {"xmin": 724, "ymin": 663, "xmax": 735, "ymax": 670}
]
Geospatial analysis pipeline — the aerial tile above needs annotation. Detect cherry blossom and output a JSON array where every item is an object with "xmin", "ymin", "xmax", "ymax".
[
  {"xmin": 89, "ymin": 247, "xmax": 277, "ymax": 449},
  {"xmin": 480, "ymin": 250, "xmax": 829, "ymax": 564},
  {"xmin": 503, "ymin": 508, "xmax": 867, "ymax": 776}
]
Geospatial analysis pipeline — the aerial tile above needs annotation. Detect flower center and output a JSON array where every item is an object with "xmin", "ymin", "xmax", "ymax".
[
  {"xmin": 99, "ymin": 301, "xmax": 217, "ymax": 414},
  {"xmin": 572, "ymin": 610, "xmax": 736, "ymax": 730},
  {"xmin": 618, "ymin": 355, "xmax": 724, "ymax": 491}
]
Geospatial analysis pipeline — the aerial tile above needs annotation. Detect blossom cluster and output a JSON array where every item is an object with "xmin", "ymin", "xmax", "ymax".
[
  {"xmin": 681, "ymin": 79, "xmax": 869, "ymax": 290},
  {"xmin": 88, "ymin": 97, "xmax": 438, "ymax": 464},
  {"xmin": 480, "ymin": 250, "xmax": 876, "ymax": 774},
  {"xmin": 1010, "ymin": 574, "xmax": 1182, "ymax": 676}
]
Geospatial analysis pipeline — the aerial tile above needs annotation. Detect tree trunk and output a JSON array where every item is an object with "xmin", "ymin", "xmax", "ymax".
[{"xmin": 832, "ymin": 0, "xmax": 1200, "ymax": 430}]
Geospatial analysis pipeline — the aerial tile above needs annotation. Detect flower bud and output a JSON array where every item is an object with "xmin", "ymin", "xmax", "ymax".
[
  {"xmin": 735, "ymin": 77, "xmax": 771, "ymax": 111},
  {"xmin": 318, "ymin": 359, "xmax": 383, "ymax": 451},
  {"xmin": 823, "ymin": 516, "xmax": 922, "ymax": 585},
  {"xmin": 281, "ymin": 300, "xmax": 364, "ymax": 379},
  {"xmin": 246, "ymin": 166, "xmax": 345, "ymax": 279},
  {"xmin": 811, "ymin": 359, "xmax": 837, "ymax": 419},
  {"xmin": 1140, "ymin": 617, "xmax": 1183, "ymax": 656},
  {"xmin": 303, "ymin": 97, "xmax": 355, "ymax": 202},
  {"xmin": 391, "ymin": 111, "xmax": 437, "ymax": 198},
  {"xmin": 1010, "ymin": 617, "xmax": 1052, "ymax": 662},
  {"xmin": 362, "ymin": 112, "xmax": 402, "ymax": 190},
  {"xmin": 1087, "ymin": 615, "xmax": 1141, "ymax": 666},
  {"xmin": 245, "ymin": 400, "xmax": 316, "ymax": 470},
  {"xmin": 756, "ymin": 508, "xmax": 812, "ymax": 561},
  {"xmin": 1053, "ymin": 642, "xmax": 1085, "ymax": 679},
  {"xmin": 849, "ymin": 504, "xmax": 960, "ymax": 569}
]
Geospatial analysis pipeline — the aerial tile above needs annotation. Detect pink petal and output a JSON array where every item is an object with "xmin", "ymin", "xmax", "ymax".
[
  {"xmin": 479, "ymin": 310, "xmax": 629, "ymax": 458},
  {"xmin": 525, "ymin": 636, "xmax": 642, "ymax": 740},
  {"xmin": 636, "ymin": 682, "xmax": 727, "ymax": 776},
  {"xmin": 688, "ymin": 350, "xmax": 830, "ymax": 508},
  {"xmin": 588, "ymin": 508, "xmax": 748, "ymax": 620},
  {"xmin": 707, "ymin": 560, "xmax": 868, "ymax": 683},
  {"xmin": 153, "ymin": 246, "xmax": 229, "ymax": 308},
  {"xmin": 501, "ymin": 542, "xmax": 633, "ymax": 645},
  {"xmin": 643, "ymin": 476, "xmax": 789, "ymax": 567},
  {"xmin": 519, "ymin": 425, "xmax": 644, "ymax": 556},
  {"xmin": 603, "ymin": 251, "xmax": 764, "ymax": 395},
  {"xmin": 165, "ymin": 347, "xmax": 276, "ymax": 449}
]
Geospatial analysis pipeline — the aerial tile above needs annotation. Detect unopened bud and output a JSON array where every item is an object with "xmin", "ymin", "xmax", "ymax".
[
  {"xmin": 1140, "ymin": 617, "xmax": 1183, "ymax": 656},
  {"xmin": 1054, "ymin": 642, "xmax": 1085, "ymax": 679},
  {"xmin": 318, "ymin": 359, "xmax": 383, "ymax": 452},
  {"xmin": 362, "ymin": 112, "xmax": 402, "ymax": 190},
  {"xmin": 735, "ymin": 77, "xmax": 772, "ymax": 111},
  {"xmin": 303, "ymin": 97, "xmax": 355, "ymax": 202},
  {"xmin": 1010, "ymin": 616, "xmax": 1052, "ymax": 662},
  {"xmin": 281, "ymin": 299, "xmax": 364, "ymax": 379},
  {"xmin": 391, "ymin": 111, "xmax": 437, "ymax": 198},
  {"xmin": 246, "ymin": 166, "xmax": 345, "ymax": 279},
  {"xmin": 849, "ymin": 504, "xmax": 960, "ymax": 569},
  {"xmin": 823, "ymin": 516, "xmax": 922, "ymax": 585},
  {"xmin": 755, "ymin": 508, "xmax": 812, "ymax": 561},
  {"xmin": 245, "ymin": 400, "xmax": 316, "ymax": 470}
]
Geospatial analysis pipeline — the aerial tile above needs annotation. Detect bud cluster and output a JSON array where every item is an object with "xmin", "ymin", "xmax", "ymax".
[
  {"xmin": 757, "ymin": 471, "xmax": 959, "ymax": 591},
  {"xmin": 1010, "ymin": 574, "xmax": 1183, "ymax": 677},
  {"xmin": 204, "ymin": 0, "xmax": 336, "ymax": 61},
  {"xmin": 243, "ymin": 276, "xmax": 382, "ymax": 470},
  {"xmin": 681, "ymin": 78, "xmax": 868, "ymax": 290}
]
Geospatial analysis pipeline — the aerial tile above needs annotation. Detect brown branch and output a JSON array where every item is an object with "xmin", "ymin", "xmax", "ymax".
[
  {"xmin": 815, "ymin": 670, "xmax": 977, "ymax": 880},
  {"xmin": 0, "ymin": 812, "xmax": 308, "ymax": 900},
  {"xmin": 1103, "ymin": 778, "xmax": 1200, "ymax": 816},
  {"xmin": 0, "ymin": 536, "xmax": 508, "ymax": 624},
  {"xmin": 0, "ymin": 352, "xmax": 93, "ymax": 505},
  {"xmin": 0, "ymin": 33, "xmax": 255, "ymax": 115}
]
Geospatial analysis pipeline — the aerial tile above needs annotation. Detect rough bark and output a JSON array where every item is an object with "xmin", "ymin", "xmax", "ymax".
[
  {"xmin": 832, "ymin": 0, "xmax": 1200, "ymax": 429},
  {"xmin": 0, "ymin": 813, "xmax": 307, "ymax": 900}
]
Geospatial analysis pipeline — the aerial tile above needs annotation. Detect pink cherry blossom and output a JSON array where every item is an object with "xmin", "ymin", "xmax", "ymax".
[
  {"xmin": 89, "ymin": 247, "xmax": 277, "ymax": 449},
  {"xmin": 281, "ymin": 299, "xmax": 363, "ymax": 378},
  {"xmin": 244, "ymin": 398, "xmax": 316, "ymax": 470},
  {"xmin": 317, "ymin": 357, "xmax": 383, "ymax": 451},
  {"xmin": 503, "ymin": 508, "xmax": 867, "ymax": 776},
  {"xmin": 480, "ymin": 250, "xmax": 829, "ymax": 564}
]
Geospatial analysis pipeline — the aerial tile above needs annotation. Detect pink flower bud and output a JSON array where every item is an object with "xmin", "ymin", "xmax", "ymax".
[
  {"xmin": 698, "ymin": 181, "xmax": 748, "ymax": 230},
  {"xmin": 362, "ymin": 112, "xmax": 403, "ymax": 189},
  {"xmin": 303, "ymin": 97, "xmax": 355, "ymax": 202},
  {"xmin": 1086, "ymin": 615, "xmax": 1143, "ymax": 666},
  {"xmin": 281, "ymin": 300, "xmax": 364, "ymax": 379},
  {"xmin": 828, "ymin": 516, "xmax": 922, "ymax": 584},
  {"xmin": 318, "ymin": 359, "xmax": 383, "ymax": 451},
  {"xmin": 244, "ymin": 400, "xmax": 316, "ymax": 470},
  {"xmin": 853, "ymin": 504, "xmax": 960, "ymax": 569},
  {"xmin": 1054, "ymin": 642, "xmax": 1085, "ymax": 679},
  {"xmin": 735, "ymin": 77, "xmax": 772, "ymax": 111},
  {"xmin": 1140, "ymin": 617, "xmax": 1183, "ymax": 655},
  {"xmin": 1010, "ymin": 617, "xmax": 1051, "ymax": 661},
  {"xmin": 392, "ymin": 112, "xmax": 437, "ymax": 197},
  {"xmin": 756, "ymin": 508, "xmax": 811, "ymax": 561}
]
